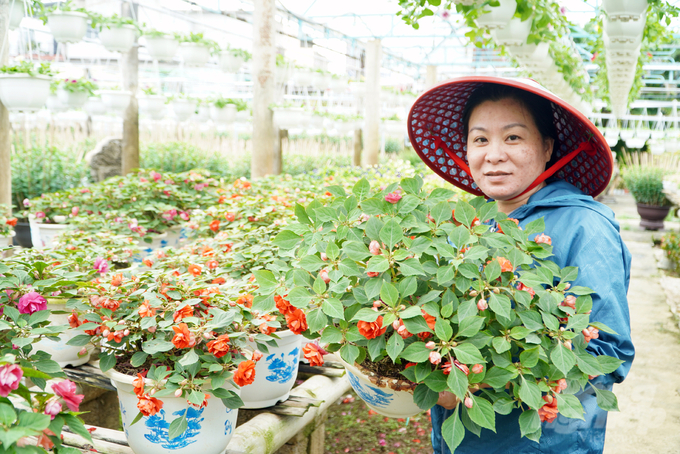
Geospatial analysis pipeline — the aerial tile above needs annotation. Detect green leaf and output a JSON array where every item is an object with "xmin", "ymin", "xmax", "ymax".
[
  {"xmin": 452, "ymin": 343, "xmax": 484, "ymax": 364},
  {"xmin": 493, "ymin": 397, "xmax": 515, "ymax": 415},
  {"xmin": 441, "ymin": 407, "xmax": 466, "ymax": 453},
  {"xmin": 179, "ymin": 349, "xmax": 199, "ymax": 366},
  {"xmin": 168, "ymin": 413, "xmax": 188, "ymax": 440},
  {"xmin": 352, "ymin": 178, "xmax": 371, "ymax": 200},
  {"xmin": 413, "ymin": 383, "xmax": 439, "ymax": 410},
  {"xmin": 398, "ymin": 194, "xmax": 421, "ymax": 214},
  {"xmin": 366, "ymin": 255, "xmax": 390, "ymax": 273},
  {"xmin": 484, "ymin": 366, "xmax": 515, "ymax": 389},
  {"xmin": 386, "ymin": 333, "xmax": 405, "ymax": 361},
  {"xmin": 18, "ymin": 412, "xmax": 50, "ymax": 431},
  {"xmin": 518, "ymin": 409, "xmax": 541, "ymax": 437},
  {"xmin": 61, "ymin": 413, "xmax": 93, "ymax": 444},
  {"xmin": 484, "ymin": 260, "xmax": 501, "ymax": 282},
  {"xmin": 65, "ymin": 334, "xmax": 92, "ymax": 347},
  {"xmin": 488, "ymin": 293, "xmax": 511, "ymax": 319},
  {"xmin": 322, "ymin": 298, "xmax": 345, "ymax": 319},
  {"xmin": 313, "ymin": 275, "xmax": 327, "ymax": 295},
  {"xmin": 343, "ymin": 241, "xmax": 371, "ymax": 261},
  {"xmin": 555, "ymin": 393, "xmax": 585, "ymax": 420},
  {"xmin": 379, "ymin": 219, "xmax": 404, "ymax": 250},
  {"xmin": 253, "ymin": 270, "xmax": 278, "ymax": 292},
  {"xmin": 300, "ymin": 255, "xmax": 325, "ymax": 272},
  {"xmin": 589, "ymin": 322, "xmax": 618, "ymax": 335},
  {"xmin": 0, "ymin": 404, "xmax": 17, "ymax": 426},
  {"xmin": 288, "ymin": 287, "xmax": 312, "ymax": 308},
  {"xmin": 453, "ymin": 200, "xmax": 476, "ymax": 227},
  {"xmin": 434, "ymin": 318, "xmax": 453, "ymax": 342},
  {"xmin": 99, "ymin": 352, "xmax": 116, "ymax": 372},
  {"xmin": 399, "ymin": 258, "xmax": 426, "ymax": 276},
  {"xmin": 320, "ymin": 326, "xmax": 343, "ymax": 344},
  {"xmin": 142, "ymin": 339, "xmax": 174, "ymax": 354},
  {"xmin": 338, "ymin": 259, "xmax": 363, "ymax": 277},
  {"xmin": 401, "ymin": 342, "xmax": 431, "ymax": 362},
  {"xmin": 492, "ymin": 336, "xmax": 511, "ymax": 354},
  {"xmin": 130, "ymin": 351, "xmax": 149, "ymax": 368},
  {"xmin": 437, "ymin": 265, "xmax": 455, "ymax": 285},
  {"xmin": 307, "ymin": 308, "xmax": 328, "ymax": 333},
  {"xmin": 519, "ymin": 347, "xmax": 540, "ymax": 368},
  {"xmin": 457, "ymin": 316, "xmax": 485, "ymax": 338},
  {"xmin": 597, "ymin": 355, "xmax": 625, "ymax": 374},
  {"xmin": 380, "ymin": 282, "xmax": 400, "ymax": 308},
  {"xmin": 361, "ymin": 197, "xmax": 386, "ymax": 215},
  {"xmin": 431, "ymin": 201, "xmax": 452, "ymax": 225},
  {"xmin": 295, "ymin": 203, "xmax": 312, "ymax": 225},
  {"xmin": 446, "ymin": 366, "xmax": 468, "ymax": 400},
  {"xmin": 340, "ymin": 344, "xmax": 360, "ymax": 365},
  {"xmin": 573, "ymin": 349, "xmax": 603, "ymax": 376},
  {"xmin": 399, "ymin": 276, "xmax": 418, "ymax": 298},
  {"xmin": 468, "ymin": 396, "xmax": 496, "ymax": 432},
  {"xmin": 550, "ymin": 343, "xmax": 576, "ymax": 376},
  {"xmin": 592, "ymin": 385, "xmax": 619, "ymax": 411},
  {"xmin": 273, "ymin": 230, "xmax": 302, "ymax": 250},
  {"xmin": 519, "ymin": 376, "xmax": 544, "ymax": 410}
]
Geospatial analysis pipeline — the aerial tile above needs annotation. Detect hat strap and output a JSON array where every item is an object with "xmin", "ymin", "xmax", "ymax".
[
  {"xmin": 434, "ymin": 137, "xmax": 472, "ymax": 177},
  {"xmin": 509, "ymin": 141, "xmax": 597, "ymax": 200}
]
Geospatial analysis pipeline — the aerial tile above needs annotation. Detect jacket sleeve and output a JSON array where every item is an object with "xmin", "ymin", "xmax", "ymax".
[{"xmin": 553, "ymin": 208, "xmax": 634, "ymax": 385}]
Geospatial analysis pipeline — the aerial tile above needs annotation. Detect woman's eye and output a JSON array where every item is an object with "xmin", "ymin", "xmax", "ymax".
[
  {"xmin": 507, "ymin": 135, "xmax": 520, "ymax": 141},
  {"xmin": 473, "ymin": 137, "xmax": 488, "ymax": 144}
]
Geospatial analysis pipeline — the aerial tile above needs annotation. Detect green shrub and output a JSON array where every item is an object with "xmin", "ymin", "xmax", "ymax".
[
  {"xmin": 385, "ymin": 137, "xmax": 403, "ymax": 154},
  {"xmin": 661, "ymin": 231, "xmax": 680, "ymax": 273},
  {"xmin": 621, "ymin": 167, "xmax": 670, "ymax": 206}
]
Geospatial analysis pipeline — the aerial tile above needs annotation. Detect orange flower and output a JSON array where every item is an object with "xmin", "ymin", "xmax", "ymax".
[
  {"xmin": 107, "ymin": 330, "xmax": 124, "ymax": 343},
  {"xmin": 207, "ymin": 334, "xmax": 231, "ymax": 358},
  {"xmin": 132, "ymin": 373, "xmax": 145, "ymax": 397},
  {"xmin": 274, "ymin": 295, "xmax": 294, "ymax": 315},
  {"xmin": 233, "ymin": 360, "xmax": 257, "ymax": 387},
  {"xmin": 224, "ymin": 243, "xmax": 234, "ymax": 253},
  {"xmin": 538, "ymin": 395, "xmax": 559, "ymax": 423},
  {"xmin": 496, "ymin": 256, "xmax": 514, "ymax": 273},
  {"xmin": 171, "ymin": 323, "xmax": 196, "ymax": 349},
  {"xmin": 67, "ymin": 311, "xmax": 81, "ymax": 328},
  {"xmin": 206, "ymin": 260, "xmax": 218, "ymax": 270},
  {"xmin": 259, "ymin": 314, "xmax": 277, "ymax": 335},
  {"xmin": 138, "ymin": 300, "xmax": 156, "ymax": 318},
  {"xmin": 143, "ymin": 258, "xmax": 154, "ymax": 267},
  {"xmin": 209, "ymin": 219, "xmax": 220, "ymax": 232},
  {"xmin": 421, "ymin": 309, "xmax": 436, "ymax": 331},
  {"xmin": 201, "ymin": 246, "xmax": 214, "ymax": 257},
  {"xmin": 302, "ymin": 343, "xmax": 324, "ymax": 367},
  {"xmin": 111, "ymin": 273, "xmax": 123, "ymax": 287},
  {"xmin": 236, "ymin": 294, "xmax": 253, "ymax": 308},
  {"xmin": 101, "ymin": 298, "xmax": 120, "ymax": 311},
  {"xmin": 497, "ymin": 218, "xmax": 519, "ymax": 234},
  {"xmin": 285, "ymin": 308, "xmax": 308, "ymax": 335},
  {"xmin": 225, "ymin": 212, "xmax": 236, "ymax": 222},
  {"xmin": 5, "ymin": 217, "xmax": 17, "ymax": 227},
  {"xmin": 212, "ymin": 277, "xmax": 226, "ymax": 285},
  {"xmin": 173, "ymin": 305, "xmax": 194, "ymax": 323},
  {"xmin": 137, "ymin": 394, "xmax": 163, "ymax": 416},
  {"xmin": 357, "ymin": 316, "xmax": 387, "ymax": 340},
  {"xmin": 188, "ymin": 264, "xmax": 202, "ymax": 276}
]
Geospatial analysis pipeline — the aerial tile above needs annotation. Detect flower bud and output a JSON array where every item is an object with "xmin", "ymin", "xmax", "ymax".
[
  {"xmin": 78, "ymin": 347, "xmax": 88, "ymax": 357},
  {"xmin": 563, "ymin": 340, "xmax": 572, "ymax": 350},
  {"xmin": 471, "ymin": 364, "xmax": 483, "ymax": 374},
  {"xmin": 429, "ymin": 351, "xmax": 442, "ymax": 365},
  {"xmin": 426, "ymin": 341, "xmax": 436, "ymax": 350},
  {"xmin": 469, "ymin": 290, "xmax": 478, "ymax": 297},
  {"xmin": 123, "ymin": 329, "xmax": 130, "ymax": 336},
  {"xmin": 320, "ymin": 253, "xmax": 328, "ymax": 261},
  {"xmin": 373, "ymin": 300, "xmax": 382, "ymax": 308},
  {"xmin": 464, "ymin": 397, "xmax": 473, "ymax": 409},
  {"xmin": 564, "ymin": 283, "xmax": 571, "ymax": 290},
  {"xmin": 150, "ymin": 389, "xmax": 155, "ymax": 396},
  {"xmin": 175, "ymin": 389, "xmax": 183, "ymax": 397},
  {"xmin": 392, "ymin": 319, "xmax": 400, "ymax": 330},
  {"xmin": 148, "ymin": 326, "xmax": 156, "ymax": 333},
  {"xmin": 102, "ymin": 329, "xmax": 110, "ymax": 337},
  {"xmin": 477, "ymin": 299, "xmax": 488, "ymax": 311}
]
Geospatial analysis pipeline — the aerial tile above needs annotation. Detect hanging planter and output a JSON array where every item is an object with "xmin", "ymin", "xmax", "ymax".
[
  {"xmin": 9, "ymin": 0, "xmax": 26, "ymax": 30},
  {"xmin": 105, "ymin": 368, "xmax": 240, "ymax": 454},
  {"xmin": 603, "ymin": 15, "xmax": 646, "ymax": 43},
  {"xmin": 0, "ymin": 74, "xmax": 51, "ymax": 111},
  {"xmin": 218, "ymin": 50, "xmax": 245, "ymax": 73},
  {"xmin": 46, "ymin": 11, "xmax": 89, "ymax": 44},
  {"xmin": 57, "ymin": 88, "xmax": 89, "ymax": 109},
  {"xmin": 475, "ymin": 0, "xmax": 517, "ymax": 29},
  {"xmin": 83, "ymin": 96, "xmax": 106, "ymax": 116},
  {"xmin": 100, "ymin": 90, "xmax": 132, "ymax": 115},
  {"xmin": 602, "ymin": 0, "xmax": 649, "ymax": 22},
  {"xmin": 489, "ymin": 17, "xmax": 531, "ymax": 46},
  {"xmin": 603, "ymin": 31, "xmax": 642, "ymax": 51},
  {"xmin": 144, "ymin": 34, "xmax": 179, "ymax": 62},
  {"xmin": 33, "ymin": 299, "xmax": 94, "ymax": 367},
  {"xmin": 210, "ymin": 104, "xmax": 237, "ymax": 124},
  {"xmin": 273, "ymin": 107, "xmax": 305, "ymax": 129},
  {"xmin": 46, "ymin": 94, "xmax": 67, "ymax": 113},
  {"xmin": 240, "ymin": 330, "xmax": 302, "ymax": 409},
  {"xmin": 195, "ymin": 104, "xmax": 210, "ymax": 122},
  {"xmin": 178, "ymin": 42, "xmax": 211, "ymax": 67},
  {"xmin": 293, "ymin": 69, "xmax": 314, "ymax": 87},
  {"xmin": 171, "ymin": 99, "xmax": 196, "ymax": 122},
  {"xmin": 99, "ymin": 24, "xmax": 138, "ymax": 53},
  {"xmin": 139, "ymin": 94, "xmax": 166, "ymax": 120},
  {"xmin": 338, "ymin": 358, "xmax": 420, "ymax": 419}
]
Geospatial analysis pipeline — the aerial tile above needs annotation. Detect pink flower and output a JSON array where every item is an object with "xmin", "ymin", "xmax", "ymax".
[
  {"xmin": 429, "ymin": 351, "xmax": 441, "ymax": 365},
  {"xmin": 151, "ymin": 171, "xmax": 162, "ymax": 182},
  {"xmin": 179, "ymin": 211, "xmax": 190, "ymax": 221},
  {"xmin": 464, "ymin": 397, "xmax": 473, "ymax": 409},
  {"xmin": 477, "ymin": 299, "xmax": 488, "ymax": 311},
  {"xmin": 80, "ymin": 188, "xmax": 91, "ymax": 193},
  {"xmin": 384, "ymin": 191, "xmax": 402, "ymax": 204},
  {"xmin": 425, "ymin": 341, "xmax": 436, "ymax": 350},
  {"xmin": 369, "ymin": 240, "xmax": 381, "ymax": 255},
  {"xmin": 51, "ymin": 380, "xmax": 84, "ymax": 412},
  {"xmin": 71, "ymin": 207, "xmax": 79, "ymax": 217},
  {"xmin": 0, "ymin": 364, "xmax": 22, "ymax": 397},
  {"xmin": 93, "ymin": 257, "xmax": 109, "ymax": 274},
  {"xmin": 139, "ymin": 177, "xmax": 148, "ymax": 183},
  {"xmin": 561, "ymin": 295, "xmax": 576, "ymax": 310},
  {"xmin": 535, "ymin": 233, "xmax": 552, "ymax": 245},
  {"xmin": 194, "ymin": 183, "xmax": 207, "ymax": 191},
  {"xmin": 471, "ymin": 364, "xmax": 484, "ymax": 374},
  {"xmin": 35, "ymin": 211, "xmax": 45, "ymax": 219},
  {"xmin": 44, "ymin": 399, "xmax": 62, "ymax": 419},
  {"xmin": 17, "ymin": 292, "xmax": 47, "ymax": 314},
  {"xmin": 23, "ymin": 198, "xmax": 30, "ymax": 207},
  {"xmin": 319, "ymin": 269, "xmax": 330, "ymax": 284},
  {"xmin": 582, "ymin": 327, "xmax": 600, "ymax": 343}
]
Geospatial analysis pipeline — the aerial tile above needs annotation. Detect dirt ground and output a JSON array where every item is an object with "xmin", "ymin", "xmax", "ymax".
[{"xmin": 602, "ymin": 194, "xmax": 680, "ymax": 454}]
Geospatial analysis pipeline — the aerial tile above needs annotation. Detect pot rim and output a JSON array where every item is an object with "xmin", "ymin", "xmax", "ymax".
[
  {"xmin": 104, "ymin": 365, "xmax": 238, "ymax": 393},
  {"xmin": 100, "ymin": 23, "xmax": 138, "ymax": 32},
  {"xmin": 179, "ymin": 42, "xmax": 210, "ymax": 49},
  {"xmin": 338, "ymin": 357, "xmax": 417, "ymax": 393},
  {"xmin": 46, "ymin": 10, "xmax": 89, "ymax": 19},
  {"xmin": 0, "ymin": 74, "xmax": 52, "ymax": 81},
  {"xmin": 635, "ymin": 202, "xmax": 673, "ymax": 209}
]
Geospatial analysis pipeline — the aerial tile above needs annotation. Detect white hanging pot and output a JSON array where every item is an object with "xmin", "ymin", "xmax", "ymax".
[
  {"xmin": 171, "ymin": 99, "xmax": 196, "ymax": 122},
  {"xmin": 603, "ymin": 14, "xmax": 646, "ymax": 43},
  {"xmin": 453, "ymin": 0, "xmax": 483, "ymax": 4},
  {"xmin": 510, "ymin": 42, "xmax": 550, "ymax": 64},
  {"xmin": 139, "ymin": 95, "xmax": 166, "ymax": 120},
  {"xmin": 625, "ymin": 137, "xmax": 647, "ymax": 149},
  {"xmin": 0, "ymin": 74, "xmax": 51, "ymax": 111},
  {"xmin": 57, "ymin": 88, "xmax": 89, "ymax": 109},
  {"xmin": 210, "ymin": 104, "xmax": 237, "ymax": 124},
  {"xmin": 100, "ymin": 90, "xmax": 132, "ymax": 114},
  {"xmin": 46, "ymin": 94, "xmax": 67, "ymax": 113},
  {"xmin": 46, "ymin": 11, "xmax": 89, "ymax": 44},
  {"xmin": 195, "ymin": 105, "xmax": 210, "ymax": 122},
  {"xmin": 476, "ymin": 0, "xmax": 517, "ymax": 29},
  {"xmin": 33, "ymin": 299, "xmax": 94, "ymax": 367},
  {"xmin": 603, "ymin": 31, "xmax": 642, "ymax": 50},
  {"xmin": 240, "ymin": 330, "xmax": 302, "ymax": 409},
  {"xmin": 178, "ymin": 42, "xmax": 211, "ymax": 67},
  {"xmin": 338, "ymin": 357, "xmax": 421, "ymax": 418},
  {"xmin": 273, "ymin": 107, "xmax": 305, "ymax": 130},
  {"xmin": 105, "ymin": 368, "xmax": 240, "ymax": 454},
  {"xmin": 651, "ymin": 130, "xmax": 665, "ymax": 140},
  {"xmin": 649, "ymin": 140, "xmax": 664, "ymax": 155},
  {"xmin": 490, "ymin": 16, "xmax": 531, "ymax": 46},
  {"xmin": 9, "ymin": 0, "xmax": 25, "ymax": 30},
  {"xmin": 218, "ymin": 51, "xmax": 245, "ymax": 73},
  {"xmin": 144, "ymin": 35, "xmax": 179, "ymax": 62},
  {"xmin": 602, "ymin": 0, "xmax": 649, "ymax": 22},
  {"xmin": 99, "ymin": 24, "xmax": 138, "ymax": 53},
  {"xmin": 83, "ymin": 97, "xmax": 105, "ymax": 116},
  {"xmin": 293, "ymin": 69, "xmax": 314, "ymax": 87}
]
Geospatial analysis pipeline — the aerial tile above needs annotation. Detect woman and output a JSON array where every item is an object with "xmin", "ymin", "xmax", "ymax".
[{"xmin": 407, "ymin": 77, "xmax": 634, "ymax": 453}]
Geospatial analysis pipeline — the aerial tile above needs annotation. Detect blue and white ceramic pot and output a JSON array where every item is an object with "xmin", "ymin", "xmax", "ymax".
[
  {"xmin": 131, "ymin": 233, "xmax": 170, "ymax": 263},
  {"xmin": 106, "ymin": 368, "xmax": 239, "ymax": 454},
  {"xmin": 338, "ymin": 357, "xmax": 421, "ymax": 418},
  {"xmin": 240, "ymin": 330, "xmax": 302, "ymax": 409},
  {"xmin": 33, "ymin": 299, "xmax": 93, "ymax": 367}
]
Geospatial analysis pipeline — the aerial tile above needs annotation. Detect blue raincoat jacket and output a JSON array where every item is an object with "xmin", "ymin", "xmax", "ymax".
[{"xmin": 431, "ymin": 180, "xmax": 635, "ymax": 454}]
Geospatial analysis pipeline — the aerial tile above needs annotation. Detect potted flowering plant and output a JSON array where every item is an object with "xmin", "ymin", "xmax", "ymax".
[
  {"xmin": 41, "ymin": 0, "xmax": 92, "ymax": 43},
  {"xmin": 167, "ymin": 93, "xmax": 197, "ymax": 122},
  {"xmin": 177, "ymin": 32, "xmax": 217, "ymax": 67},
  {"xmin": 218, "ymin": 46, "xmax": 251, "ymax": 73},
  {"xmin": 90, "ymin": 12, "xmax": 141, "ymax": 53},
  {"xmin": 0, "ymin": 61, "xmax": 53, "ymax": 111},
  {"xmin": 142, "ymin": 29, "xmax": 179, "ymax": 62},
  {"xmin": 259, "ymin": 176, "xmax": 623, "ymax": 452},
  {"xmin": 55, "ymin": 78, "xmax": 98, "ymax": 110},
  {"xmin": 75, "ymin": 270, "xmax": 262, "ymax": 453},
  {"xmin": 0, "ymin": 205, "xmax": 17, "ymax": 249},
  {"xmin": 138, "ymin": 87, "xmax": 166, "ymax": 120},
  {"xmin": 98, "ymin": 85, "xmax": 133, "ymax": 114}
]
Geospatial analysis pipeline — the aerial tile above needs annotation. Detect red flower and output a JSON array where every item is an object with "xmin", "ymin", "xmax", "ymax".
[
  {"xmin": 209, "ymin": 219, "xmax": 220, "ymax": 232},
  {"xmin": 212, "ymin": 277, "xmax": 226, "ymax": 285},
  {"xmin": 173, "ymin": 305, "xmax": 193, "ymax": 323},
  {"xmin": 5, "ymin": 218, "xmax": 17, "ymax": 227},
  {"xmin": 206, "ymin": 260, "xmax": 218, "ymax": 270},
  {"xmin": 171, "ymin": 323, "xmax": 196, "ymax": 349},
  {"xmin": 188, "ymin": 264, "xmax": 202, "ymax": 276},
  {"xmin": 366, "ymin": 271, "xmax": 380, "ymax": 278},
  {"xmin": 111, "ymin": 273, "xmax": 123, "ymax": 286},
  {"xmin": 225, "ymin": 212, "xmax": 236, "ymax": 222},
  {"xmin": 139, "ymin": 300, "xmax": 156, "ymax": 318},
  {"xmin": 302, "ymin": 343, "xmax": 324, "ymax": 366},
  {"xmin": 137, "ymin": 394, "xmax": 163, "ymax": 416},
  {"xmin": 285, "ymin": 309, "xmax": 308, "ymax": 335},
  {"xmin": 258, "ymin": 313, "xmax": 277, "ymax": 335},
  {"xmin": 357, "ymin": 316, "xmax": 387, "ymax": 340},
  {"xmin": 132, "ymin": 373, "xmax": 145, "ymax": 397},
  {"xmin": 538, "ymin": 395, "xmax": 559, "ymax": 423},
  {"xmin": 496, "ymin": 256, "xmax": 514, "ymax": 273},
  {"xmin": 384, "ymin": 191, "xmax": 402, "ymax": 204},
  {"xmin": 233, "ymin": 360, "xmax": 256, "ymax": 387},
  {"xmin": 275, "ymin": 295, "xmax": 294, "ymax": 315},
  {"xmin": 207, "ymin": 334, "xmax": 230, "ymax": 358},
  {"xmin": 236, "ymin": 294, "xmax": 253, "ymax": 308}
]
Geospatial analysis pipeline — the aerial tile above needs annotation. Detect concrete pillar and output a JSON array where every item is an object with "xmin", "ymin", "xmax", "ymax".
[
  {"xmin": 252, "ymin": 0, "xmax": 277, "ymax": 178},
  {"xmin": 353, "ymin": 128, "xmax": 362, "ymax": 166},
  {"xmin": 426, "ymin": 65, "xmax": 437, "ymax": 88},
  {"xmin": 0, "ymin": 0, "xmax": 11, "ymax": 213},
  {"xmin": 121, "ymin": 2, "xmax": 139, "ymax": 175},
  {"xmin": 362, "ymin": 39, "xmax": 381, "ymax": 167}
]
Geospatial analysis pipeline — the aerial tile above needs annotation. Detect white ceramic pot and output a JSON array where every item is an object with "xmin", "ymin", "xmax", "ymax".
[
  {"xmin": 178, "ymin": 43, "xmax": 211, "ymax": 67},
  {"xmin": 164, "ymin": 225, "xmax": 184, "ymax": 248},
  {"xmin": 100, "ymin": 90, "xmax": 132, "ymax": 114},
  {"xmin": 57, "ymin": 88, "xmax": 89, "ymax": 109},
  {"xmin": 338, "ymin": 357, "xmax": 421, "ymax": 418},
  {"xmin": 195, "ymin": 105, "xmax": 210, "ymax": 122},
  {"xmin": 602, "ymin": 0, "xmax": 648, "ymax": 22},
  {"xmin": 99, "ymin": 24, "xmax": 138, "ymax": 53},
  {"xmin": 33, "ymin": 300, "xmax": 93, "ymax": 367},
  {"xmin": 132, "ymin": 233, "xmax": 170, "ymax": 263},
  {"xmin": 139, "ymin": 95, "xmax": 166, "ymax": 120},
  {"xmin": 490, "ymin": 16, "xmax": 531, "ymax": 46},
  {"xmin": 46, "ymin": 94, "xmax": 67, "ymax": 113},
  {"xmin": 649, "ymin": 140, "xmax": 665, "ymax": 155},
  {"xmin": 272, "ymin": 107, "xmax": 305, "ymax": 130},
  {"xmin": 46, "ymin": 11, "xmax": 89, "ymax": 44},
  {"xmin": 171, "ymin": 99, "xmax": 196, "ymax": 122},
  {"xmin": 29, "ymin": 220, "xmax": 70, "ymax": 249},
  {"xmin": 625, "ymin": 137, "xmax": 647, "ymax": 149},
  {"xmin": 144, "ymin": 35, "xmax": 179, "ymax": 62},
  {"xmin": 476, "ymin": 0, "xmax": 517, "ymax": 29},
  {"xmin": 106, "ymin": 368, "xmax": 239, "ymax": 454},
  {"xmin": 83, "ymin": 97, "xmax": 105, "ymax": 116},
  {"xmin": 0, "ymin": 233, "xmax": 13, "ymax": 257},
  {"xmin": 240, "ymin": 330, "xmax": 302, "ymax": 409},
  {"xmin": 219, "ymin": 51, "xmax": 245, "ymax": 73},
  {"xmin": 293, "ymin": 69, "xmax": 314, "ymax": 87},
  {"xmin": 210, "ymin": 104, "xmax": 237, "ymax": 124},
  {"xmin": 651, "ymin": 130, "xmax": 666, "ymax": 140},
  {"xmin": 10, "ymin": 0, "xmax": 25, "ymax": 30},
  {"xmin": 0, "ymin": 74, "xmax": 50, "ymax": 111},
  {"xmin": 619, "ymin": 129, "xmax": 635, "ymax": 141}
]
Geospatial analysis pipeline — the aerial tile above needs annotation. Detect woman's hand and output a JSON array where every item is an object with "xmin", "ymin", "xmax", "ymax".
[{"xmin": 437, "ymin": 391, "xmax": 460, "ymax": 410}]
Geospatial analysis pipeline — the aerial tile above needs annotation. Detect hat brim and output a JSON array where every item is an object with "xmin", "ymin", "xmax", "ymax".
[{"xmin": 407, "ymin": 76, "xmax": 613, "ymax": 198}]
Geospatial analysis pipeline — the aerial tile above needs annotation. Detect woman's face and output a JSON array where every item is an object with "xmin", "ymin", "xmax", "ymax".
[{"xmin": 466, "ymin": 97, "xmax": 554, "ymax": 202}]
